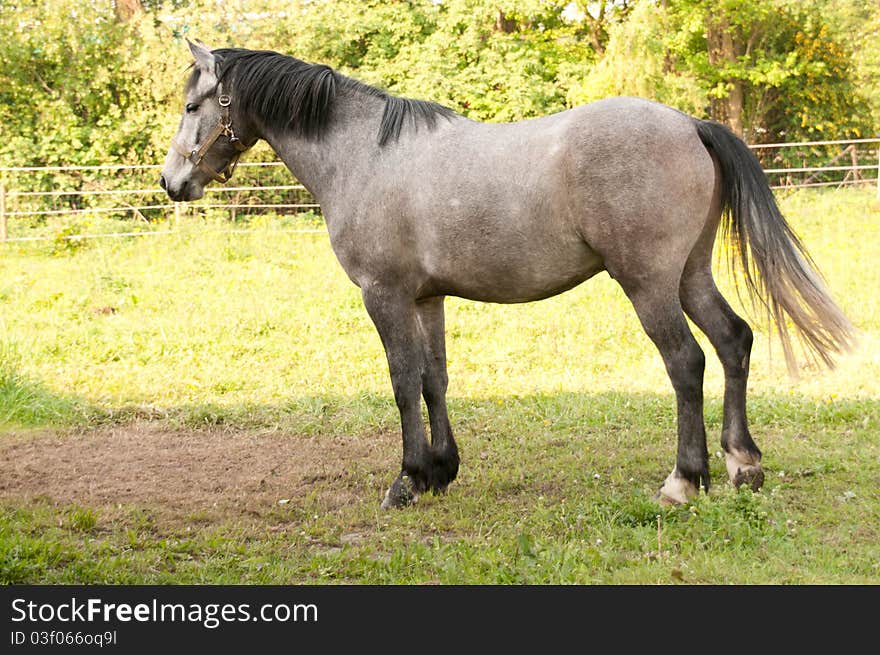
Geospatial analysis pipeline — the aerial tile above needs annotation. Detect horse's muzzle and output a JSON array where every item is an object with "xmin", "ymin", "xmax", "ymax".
[{"xmin": 161, "ymin": 177, "xmax": 202, "ymax": 202}]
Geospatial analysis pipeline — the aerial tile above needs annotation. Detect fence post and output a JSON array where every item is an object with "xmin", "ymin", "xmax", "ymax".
[
  {"xmin": 0, "ymin": 184, "xmax": 6, "ymax": 242},
  {"xmin": 173, "ymin": 201, "xmax": 181, "ymax": 230},
  {"xmin": 876, "ymin": 145, "xmax": 880, "ymax": 199},
  {"xmin": 849, "ymin": 145, "xmax": 859, "ymax": 182}
]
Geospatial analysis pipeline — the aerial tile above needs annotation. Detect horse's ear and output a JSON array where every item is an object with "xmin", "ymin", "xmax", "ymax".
[{"xmin": 187, "ymin": 38, "xmax": 216, "ymax": 73}]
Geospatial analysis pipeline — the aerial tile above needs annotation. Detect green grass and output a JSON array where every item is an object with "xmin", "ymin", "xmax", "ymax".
[
  {"xmin": 0, "ymin": 187, "xmax": 878, "ymax": 583},
  {"xmin": 0, "ymin": 341, "xmax": 89, "ymax": 427}
]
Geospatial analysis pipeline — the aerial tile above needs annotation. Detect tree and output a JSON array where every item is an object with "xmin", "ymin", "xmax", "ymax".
[
  {"xmin": 0, "ymin": 0, "xmax": 873, "ymax": 173},
  {"xmin": 560, "ymin": 1, "xmax": 706, "ymax": 116},
  {"xmin": 671, "ymin": 0, "xmax": 870, "ymax": 141},
  {"xmin": 280, "ymin": 0, "xmax": 597, "ymax": 122},
  {"xmin": 827, "ymin": 0, "xmax": 880, "ymax": 130},
  {"xmin": 565, "ymin": 0, "xmax": 871, "ymax": 143}
]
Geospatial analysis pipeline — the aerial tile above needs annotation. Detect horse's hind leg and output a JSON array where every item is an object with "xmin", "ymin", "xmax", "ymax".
[
  {"xmin": 680, "ymin": 266, "xmax": 764, "ymax": 490},
  {"xmin": 618, "ymin": 279, "xmax": 709, "ymax": 504},
  {"xmin": 360, "ymin": 285, "xmax": 433, "ymax": 509},
  {"xmin": 416, "ymin": 296, "xmax": 460, "ymax": 493}
]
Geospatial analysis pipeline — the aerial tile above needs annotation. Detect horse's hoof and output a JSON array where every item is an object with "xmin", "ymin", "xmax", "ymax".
[
  {"xmin": 654, "ymin": 469, "xmax": 698, "ymax": 505},
  {"xmin": 731, "ymin": 463, "xmax": 764, "ymax": 491},
  {"xmin": 725, "ymin": 451, "xmax": 764, "ymax": 491},
  {"xmin": 428, "ymin": 446, "xmax": 459, "ymax": 494},
  {"xmin": 380, "ymin": 474, "xmax": 419, "ymax": 510}
]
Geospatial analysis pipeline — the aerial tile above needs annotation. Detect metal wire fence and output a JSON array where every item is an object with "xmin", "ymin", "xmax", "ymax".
[
  {"xmin": 1, "ymin": 138, "xmax": 878, "ymax": 243},
  {"xmin": 753, "ymin": 137, "xmax": 880, "ymax": 191}
]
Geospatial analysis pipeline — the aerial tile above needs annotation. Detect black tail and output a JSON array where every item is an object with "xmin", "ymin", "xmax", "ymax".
[{"xmin": 695, "ymin": 120, "xmax": 855, "ymax": 373}]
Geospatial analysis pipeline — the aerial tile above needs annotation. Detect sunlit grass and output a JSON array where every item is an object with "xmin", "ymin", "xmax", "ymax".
[
  {"xmin": 1, "ymin": 188, "xmax": 877, "ymax": 425},
  {"xmin": 0, "ymin": 187, "xmax": 878, "ymax": 583}
]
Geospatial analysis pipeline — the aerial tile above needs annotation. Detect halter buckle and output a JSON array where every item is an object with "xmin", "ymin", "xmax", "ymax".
[{"xmin": 173, "ymin": 90, "xmax": 249, "ymax": 184}]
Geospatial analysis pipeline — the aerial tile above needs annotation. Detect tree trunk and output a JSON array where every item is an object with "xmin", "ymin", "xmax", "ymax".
[
  {"xmin": 494, "ymin": 9, "xmax": 516, "ymax": 33},
  {"xmin": 577, "ymin": 1, "xmax": 607, "ymax": 55},
  {"xmin": 722, "ymin": 30, "xmax": 745, "ymax": 137},
  {"xmin": 706, "ymin": 15, "xmax": 745, "ymax": 138}
]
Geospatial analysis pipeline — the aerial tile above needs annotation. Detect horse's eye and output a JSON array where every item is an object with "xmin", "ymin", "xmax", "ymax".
[{"xmin": 185, "ymin": 103, "xmax": 199, "ymax": 114}]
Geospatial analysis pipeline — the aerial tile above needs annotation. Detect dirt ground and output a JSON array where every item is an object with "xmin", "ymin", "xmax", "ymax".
[{"xmin": 0, "ymin": 423, "xmax": 398, "ymax": 524}]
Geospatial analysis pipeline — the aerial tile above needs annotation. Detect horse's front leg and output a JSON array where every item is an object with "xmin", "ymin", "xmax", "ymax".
[
  {"xmin": 416, "ymin": 296, "xmax": 459, "ymax": 493},
  {"xmin": 361, "ymin": 284, "xmax": 431, "ymax": 509}
]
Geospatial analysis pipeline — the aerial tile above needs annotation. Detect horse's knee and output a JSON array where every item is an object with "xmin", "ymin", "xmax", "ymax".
[
  {"xmin": 685, "ymin": 342, "xmax": 706, "ymax": 376},
  {"xmin": 734, "ymin": 316, "xmax": 753, "ymax": 352},
  {"xmin": 720, "ymin": 315, "xmax": 753, "ymax": 374},
  {"xmin": 421, "ymin": 370, "xmax": 448, "ymax": 404},
  {"xmin": 391, "ymin": 372, "xmax": 421, "ymax": 412},
  {"xmin": 668, "ymin": 341, "xmax": 705, "ymax": 397}
]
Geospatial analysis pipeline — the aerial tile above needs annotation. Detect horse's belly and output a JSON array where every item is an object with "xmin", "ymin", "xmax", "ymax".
[{"xmin": 423, "ymin": 242, "xmax": 605, "ymax": 303}]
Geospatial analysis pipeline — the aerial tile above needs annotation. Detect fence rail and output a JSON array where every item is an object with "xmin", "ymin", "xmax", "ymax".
[
  {"xmin": 1, "ymin": 138, "xmax": 878, "ymax": 243},
  {"xmin": 751, "ymin": 138, "xmax": 880, "ymax": 192}
]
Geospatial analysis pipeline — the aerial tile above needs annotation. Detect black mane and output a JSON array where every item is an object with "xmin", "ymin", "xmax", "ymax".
[{"xmin": 208, "ymin": 48, "xmax": 456, "ymax": 146}]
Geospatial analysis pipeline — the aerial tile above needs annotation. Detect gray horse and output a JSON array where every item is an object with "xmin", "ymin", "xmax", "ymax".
[{"xmin": 160, "ymin": 41, "xmax": 853, "ymax": 509}]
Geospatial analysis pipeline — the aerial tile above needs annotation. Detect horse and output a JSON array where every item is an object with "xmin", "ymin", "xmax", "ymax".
[{"xmin": 160, "ymin": 40, "xmax": 854, "ymax": 509}]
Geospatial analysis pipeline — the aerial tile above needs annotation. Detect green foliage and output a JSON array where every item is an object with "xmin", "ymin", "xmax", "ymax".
[
  {"xmin": 562, "ymin": 1, "xmax": 708, "ymax": 115},
  {"xmin": 380, "ymin": 0, "xmax": 580, "ymax": 121},
  {"xmin": 835, "ymin": 0, "xmax": 880, "ymax": 130},
  {"xmin": 687, "ymin": 0, "xmax": 871, "ymax": 141},
  {"xmin": 275, "ymin": 0, "xmax": 590, "ymax": 121},
  {"xmin": 51, "ymin": 223, "xmax": 89, "ymax": 255},
  {"xmin": 1, "ymin": 1, "xmax": 877, "ymax": 161},
  {"xmin": 0, "ymin": 0, "xmax": 178, "ymax": 167},
  {"xmin": 0, "ymin": 0, "xmax": 876, "ymax": 212},
  {"xmin": 568, "ymin": 0, "xmax": 874, "ymax": 143}
]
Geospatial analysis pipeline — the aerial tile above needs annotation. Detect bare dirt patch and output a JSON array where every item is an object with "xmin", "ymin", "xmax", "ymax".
[{"xmin": 0, "ymin": 423, "xmax": 397, "ymax": 524}]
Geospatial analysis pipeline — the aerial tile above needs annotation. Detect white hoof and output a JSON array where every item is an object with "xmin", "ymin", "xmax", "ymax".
[
  {"xmin": 656, "ymin": 469, "xmax": 698, "ymax": 505},
  {"xmin": 725, "ymin": 450, "xmax": 764, "ymax": 490}
]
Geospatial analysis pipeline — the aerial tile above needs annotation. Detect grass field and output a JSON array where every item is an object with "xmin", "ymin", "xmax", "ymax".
[{"xmin": 1, "ymin": 188, "xmax": 878, "ymax": 584}]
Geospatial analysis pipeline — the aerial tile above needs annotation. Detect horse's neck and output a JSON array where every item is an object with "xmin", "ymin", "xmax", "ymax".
[{"xmin": 261, "ymin": 88, "xmax": 384, "ymax": 211}]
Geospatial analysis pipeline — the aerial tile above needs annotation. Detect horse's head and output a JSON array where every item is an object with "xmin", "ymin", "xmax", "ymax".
[{"xmin": 159, "ymin": 40, "xmax": 253, "ymax": 201}]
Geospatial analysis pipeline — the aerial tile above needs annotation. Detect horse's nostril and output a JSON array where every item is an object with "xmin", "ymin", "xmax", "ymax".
[{"xmin": 159, "ymin": 175, "xmax": 167, "ymax": 190}]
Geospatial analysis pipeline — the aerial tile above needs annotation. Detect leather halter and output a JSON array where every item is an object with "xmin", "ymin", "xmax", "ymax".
[{"xmin": 171, "ymin": 86, "xmax": 249, "ymax": 183}]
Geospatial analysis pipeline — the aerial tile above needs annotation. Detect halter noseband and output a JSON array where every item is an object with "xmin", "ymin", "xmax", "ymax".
[{"xmin": 172, "ymin": 85, "xmax": 249, "ymax": 184}]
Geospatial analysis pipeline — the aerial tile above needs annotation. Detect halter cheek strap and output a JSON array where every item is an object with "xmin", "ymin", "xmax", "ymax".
[{"xmin": 172, "ymin": 88, "xmax": 250, "ymax": 184}]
